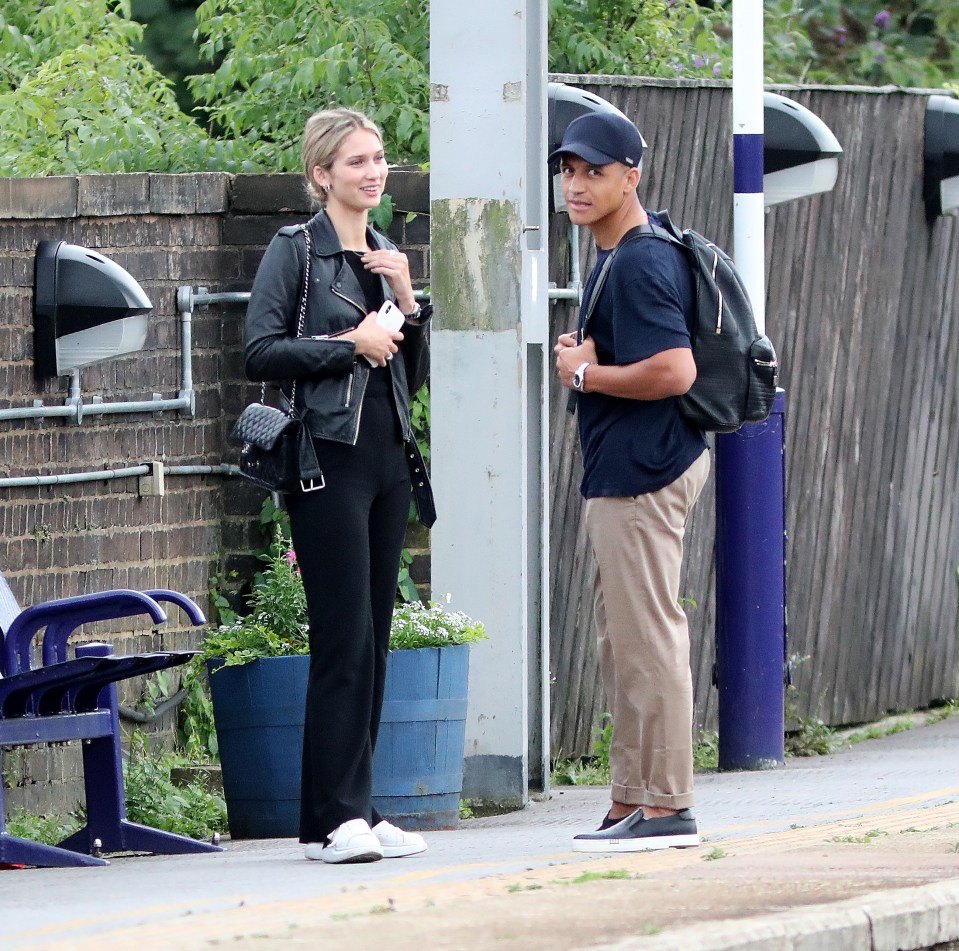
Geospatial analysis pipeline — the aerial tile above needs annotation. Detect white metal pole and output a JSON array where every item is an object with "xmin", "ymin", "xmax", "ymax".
[{"xmin": 732, "ymin": 0, "xmax": 766, "ymax": 334}]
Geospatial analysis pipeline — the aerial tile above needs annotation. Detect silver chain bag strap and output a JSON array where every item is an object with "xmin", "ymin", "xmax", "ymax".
[{"xmin": 230, "ymin": 226, "xmax": 323, "ymax": 493}]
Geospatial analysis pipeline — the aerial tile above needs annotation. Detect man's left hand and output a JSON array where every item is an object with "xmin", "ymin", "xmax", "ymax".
[{"xmin": 555, "ymin": 335, "xmax": 597, "ymax": 388}]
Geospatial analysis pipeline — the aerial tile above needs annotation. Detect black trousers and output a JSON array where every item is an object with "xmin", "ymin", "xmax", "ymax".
[{"xmin": 286, "ymin": 391, "xmax": 410, "ymax": 843}]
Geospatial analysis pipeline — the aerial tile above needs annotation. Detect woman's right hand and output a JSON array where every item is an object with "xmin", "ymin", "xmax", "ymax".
[{"xmin": 345, "ymin": 311, "xmax": 404, "ymax": 367}]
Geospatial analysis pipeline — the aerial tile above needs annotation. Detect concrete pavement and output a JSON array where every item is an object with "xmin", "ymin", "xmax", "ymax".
[{"xmin": 4, "ymin": 713, "xmax": 959, "ymax": 950}]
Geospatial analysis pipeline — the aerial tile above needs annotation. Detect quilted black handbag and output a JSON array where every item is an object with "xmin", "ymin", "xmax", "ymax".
[
  {"xmin": 230, "ymin": 402, "xmax": 303, "ymax": 493},
  {"xmin": 230, "ymin": 227, "xmax": 323, "ymax": 493}
]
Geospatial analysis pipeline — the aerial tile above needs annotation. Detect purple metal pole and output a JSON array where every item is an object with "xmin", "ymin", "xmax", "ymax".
[
  {"xmin": 715, "ymin": 391, "xmax": 787, "ymax": 769},
  {"xmin": 715, "ymin": 0, "xmax": 787, "ymax": 769}
]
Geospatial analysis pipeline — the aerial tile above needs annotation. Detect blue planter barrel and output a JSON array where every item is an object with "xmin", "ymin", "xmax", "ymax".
[
  {"xmin": 207, "ymin": 655, "xmax": 308, "ymax": 839},
  {"xmin": 208, "ymin": 645, "xmax": 469, "ymax": 838},
  {"xmin": 372, "ymin": 644, "xmax": 470, "ymax": 831}
]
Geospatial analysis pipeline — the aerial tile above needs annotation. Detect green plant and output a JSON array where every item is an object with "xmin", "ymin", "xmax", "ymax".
[
  {"xmin": 550, "ymin": 757, "xmax": 610, "ymax": 786},
  {"xmin": 188, "ymin": 0, "xmax": 430, "ymax": 168},
  {"xmin": 548, "ymin": 0, "xmax": 728, "ymax": 79},
  {"xmin": 5, "ymin": 810, "xmax": 83, "ymax": 846},
  {"xmin": 693, "ymin": 730, "xmax": 719, "ymax": 771},
  {"xmin": 592, "ymin": 714, "xmax": 613, "ymax": 775},
  {"xmin": 784, "ymin": 653, "xmax": 837, "ymax": 756},
  {"xmin": 396, "ymin": 548, "xmax": 420, "ymax": 603},
  {"xmin": 0, "ymin": 1, "xmax": 231, "ymax": 176},
  {"xmin": 200, "ymin": 540, "xmax": 310, "ymax": 668},
  {"xmin": 123, "ymin": 732, "xmax": 227, "ymax": 840},
  {"xmin": 176, "ymin": 662, "xmax": 219, "ymax": 761},
  {"xmin": 202, "ymin": 535, "xmax": 485, "ymax": 666},
  {"xmin": 389, "ymin": 596, "xmax": 487, "ymax": 651},
  {"xmin": 829, "ymin": 829, "xmax": 886, "ymax": 845},
  {"xmin": 702, "ymin": 846, "xmax": 727, "ymax": 861}
]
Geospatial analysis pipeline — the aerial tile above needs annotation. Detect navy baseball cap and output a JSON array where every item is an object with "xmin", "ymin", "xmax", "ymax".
[{"xmin": 548, "ymin": 112, "xmax": 645, "ymax": 168}]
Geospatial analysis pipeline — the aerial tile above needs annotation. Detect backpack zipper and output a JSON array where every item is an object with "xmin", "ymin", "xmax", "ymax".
[{"xmin": 710, "ymin": 248, "xmax": 723, "ymax": 334}]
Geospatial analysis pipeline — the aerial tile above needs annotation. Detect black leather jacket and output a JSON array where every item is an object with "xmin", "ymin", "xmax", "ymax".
[{"xmin": 244, "ymin": 210, "xmax": 430, "ymax": 446}]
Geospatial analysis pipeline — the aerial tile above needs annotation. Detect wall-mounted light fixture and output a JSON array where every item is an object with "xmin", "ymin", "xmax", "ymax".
[
  {"xmin": 34, "ymin": 241, "xmax": 153, "ymax": 379},
  {"xmin": 763, "ymin": 92, "xmax": 843, "ymax": 207},
  {"xmin": 547, "ymin": 83, "xmax": 647, "ymax": 213},
  {"xmin": 923, "ymin": 95, "xmax": 959, "ymax": 218}
]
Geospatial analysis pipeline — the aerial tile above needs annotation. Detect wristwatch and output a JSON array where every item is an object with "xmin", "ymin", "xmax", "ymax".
[
  {"xmin": 572, "ymin": 361, "xmax": 592, "ymax": 392},
  {"xmin": 402, "ymin": 303, "xmax": 422, "ymax": 321}
]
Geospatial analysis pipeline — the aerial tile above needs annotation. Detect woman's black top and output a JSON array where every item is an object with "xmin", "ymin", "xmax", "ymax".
[{"xmin": 343, "ymin": 251, "xmax": 391, "ymax": 398}]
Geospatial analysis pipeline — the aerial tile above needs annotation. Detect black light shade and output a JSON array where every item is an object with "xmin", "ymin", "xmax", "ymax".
[
  {"xmin": 34, "ymin": 241, "xmax": 152, "ymax": 378},
  {"xmin": 923, "ymin": 95, "xmax": 959, "ymax": 218},
  {"xmin": 763, "ymin": 93, "xmax": 843, "ymax": 207}
]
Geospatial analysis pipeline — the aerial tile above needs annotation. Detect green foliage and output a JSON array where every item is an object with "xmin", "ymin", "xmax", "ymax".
[
  {"xmin": 131, "ymin": 0, "xmax": 206, "ymax": 112},
  {"xmin": 5, "ymin": 810, "xmax": 82, "ymax": 846},
  {"xmin": 785, "ymin": 653, "xmax": 838, "ymax": 756},
  {"xmin": 592, "ymin": 713, "xmax": 613, "ymax": 774},
  {"xmin": 761, "ymin": 0, "xmax": 959, "ymax": 88},
  {"xmin": 410, "ymin": 384, "xmax": 431, "ymax": 464},
  {"xmin": 188, "ymin": 0, "xmax": 430, "ymax": 169},
  {"xmin": 0, "ymin": 0, "xmax": 231, "ymax": 176},
  {"xmin": 693, "ymin": 729, "xmax": 719, "ymax": 771},
  {"xmin": 4, "ymin": 0, "xmax": 959, "ymax": 179},
  {"xmin": 550, "ymin": 756, "xmax": 610, "ymax": 786},
  {"xmin": 176, "ymin": 662, "xmax": 220, "ymax": 761},
  {"xmin": 123, "ymin": 732, "xmax": 227, "ymax": 839},
  {"xmin": 200, "ymin": 539, "xmax": 310, "ymax": 667},
  {"xmin": 550, "ymin": 713, "xmax": 612, "ymax": 786},
  {"xmin": 396, "ymin": 548, "xmax": 420, "ymax": 603},
  {"xmin": 202, "ymin": 517, "xmax": 485, "ymax": 663},
  {"xmin": 548, "ymin": 0, "xmax": 729, "ymax": 79}
]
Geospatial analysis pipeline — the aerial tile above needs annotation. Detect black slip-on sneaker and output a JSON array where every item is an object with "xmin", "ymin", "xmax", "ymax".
[{"xmin": 572, "ymin": 808, "xmax": 699, "ymax": 852}]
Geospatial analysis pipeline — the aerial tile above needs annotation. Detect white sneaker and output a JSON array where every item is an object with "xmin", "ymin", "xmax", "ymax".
[
  {"xmin": 372, "ymin": 819, "xmax": 428, "ymax": 858},
  {"xmin": 305, "ymin": 819, "xmax": 384, "ymax": 864}
]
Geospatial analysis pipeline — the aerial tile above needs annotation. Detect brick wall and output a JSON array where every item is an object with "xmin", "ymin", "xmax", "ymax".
[{"xmin": 0, "ymin": 169, "xmax": 430, "ymax": 818}]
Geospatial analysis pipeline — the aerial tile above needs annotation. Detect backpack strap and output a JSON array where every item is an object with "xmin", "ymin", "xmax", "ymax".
[
  {"xmin": 568, "ymin": 223, "xmax": 664, "ymax": 414},
  {"xmin": 579, "ymin": 220, "xmax": 681, "ymax": 338}
]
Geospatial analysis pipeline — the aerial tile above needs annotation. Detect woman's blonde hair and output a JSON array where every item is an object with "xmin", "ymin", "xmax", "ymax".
[{"xmin": 302, "ymin": 108, "xmax": 383, "ymax": 205}]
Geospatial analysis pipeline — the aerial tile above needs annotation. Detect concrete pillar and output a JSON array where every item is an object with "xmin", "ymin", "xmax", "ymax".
[{"xmin": 429, "ymin": 0, "xmax": 550, "ymax": 805}]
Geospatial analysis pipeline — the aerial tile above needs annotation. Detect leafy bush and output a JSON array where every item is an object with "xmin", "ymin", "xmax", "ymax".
[
  {"xmin": 4, "ymin": 810, "xmax": 83, "ymax": 846},
  {"xmin": 123, "ymin": 732, "xmax": 227, "ymax": 839},
  {"xmin": 188, "ymin": 0, "xmax": 430, "ymax": 168},
  {"xmin": 0, "ymin": 1, "xmax": 232, "ymax": 175}
]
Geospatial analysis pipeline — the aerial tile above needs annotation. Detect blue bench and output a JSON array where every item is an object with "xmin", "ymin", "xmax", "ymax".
[{"xmin": 0, "ymin": 576, "xmax": 223, "ymax": 868}]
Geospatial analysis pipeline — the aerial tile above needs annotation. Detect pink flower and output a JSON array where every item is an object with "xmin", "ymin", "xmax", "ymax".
[{"xmin": 284, "ymin": 549, "xmax": 297, "ymax": 567}]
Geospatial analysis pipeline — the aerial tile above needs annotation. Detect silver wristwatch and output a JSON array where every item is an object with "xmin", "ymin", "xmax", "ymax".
[{"xmin": 572, "ymin": 361, "xmax": 591, "ymax": 392}]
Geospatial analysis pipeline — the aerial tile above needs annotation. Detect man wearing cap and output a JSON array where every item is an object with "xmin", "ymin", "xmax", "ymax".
[{"xmin": 552, "ymin": 111, "xmax": 710, "ymax": 852}]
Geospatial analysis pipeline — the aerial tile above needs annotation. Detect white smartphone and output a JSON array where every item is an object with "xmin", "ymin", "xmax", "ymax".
[
  {"xmin": 364, "ymin": 300, "xmax": 405, "ymax": 365},
  {"xmin": 376, "ymin": 299, "xmax": 405, "ymax": 331}
]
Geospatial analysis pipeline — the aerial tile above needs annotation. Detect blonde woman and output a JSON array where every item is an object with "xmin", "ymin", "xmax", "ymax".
[{"xmin": 245, "ymin": 108, "xmax": 432, "ymax": 864}]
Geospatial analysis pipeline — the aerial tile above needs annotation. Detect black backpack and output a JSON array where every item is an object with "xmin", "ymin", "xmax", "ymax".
[{"xmin": 579, "ymin": 211, "xmax": 778, "ymax": 433}]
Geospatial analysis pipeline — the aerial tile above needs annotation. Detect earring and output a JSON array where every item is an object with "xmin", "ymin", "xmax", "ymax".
[{"xmin": 322, "ymin": 184, "xmax": 330, "ymax": 193}]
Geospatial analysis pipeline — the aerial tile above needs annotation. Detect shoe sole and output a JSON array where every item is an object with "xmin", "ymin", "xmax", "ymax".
[
  {"xmin": 316, "ymin": 847, "xmax": 384, "ymax": 864},
  {"xmin": 572, "ymin": 833, "xmax": 699, "ymax": 853},
  {"xmin": 381, "ymin": 843, "xmax": 428, "ymax": 858}
]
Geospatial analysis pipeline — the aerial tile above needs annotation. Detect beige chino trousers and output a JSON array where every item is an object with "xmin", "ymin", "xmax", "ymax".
[{"xmin": 584, "ymin": 449, "xmax": 710, "ymax": 810}]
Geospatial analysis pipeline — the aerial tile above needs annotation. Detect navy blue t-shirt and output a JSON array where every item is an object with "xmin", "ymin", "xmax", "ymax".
[{"xmin": 576, "ymin": 225, "xmax": 708, "ymax": 499}]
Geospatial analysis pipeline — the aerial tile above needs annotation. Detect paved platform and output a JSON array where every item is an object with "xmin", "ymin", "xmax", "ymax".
[{"xmin": 4, "ymin": 714, "xmax": 959, "ymax": 950}]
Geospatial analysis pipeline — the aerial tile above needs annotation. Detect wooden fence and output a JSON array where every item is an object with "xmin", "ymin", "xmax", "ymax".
[{"xmin": 548, "ymin": 77, "xmax": 959, "ymax": 757}]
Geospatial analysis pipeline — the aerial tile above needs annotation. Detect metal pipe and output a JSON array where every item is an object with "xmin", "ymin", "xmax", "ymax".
[
  {"xmin": 0, "ymin": 462, "xmax": 239, "ymax": 490},
  {"xmin": 0, "ymin": 466, "xmax": 151, "ymax": 488}
]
